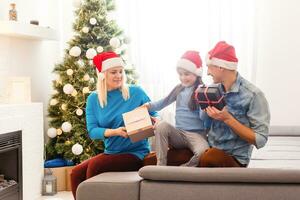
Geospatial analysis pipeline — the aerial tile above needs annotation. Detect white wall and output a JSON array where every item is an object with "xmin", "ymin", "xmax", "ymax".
[
  {"xmin": 0, "ymin": 0, "xmax": 61, "ymax": 131},
  {"xmin": 255, "ymin": 0, "xmax": 300, "ymax": 126}
]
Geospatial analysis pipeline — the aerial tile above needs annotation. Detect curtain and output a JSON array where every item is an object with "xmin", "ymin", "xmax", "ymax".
[{"xmin": 116, "ymin": 0, "xmax": 257, "ymax": 123}]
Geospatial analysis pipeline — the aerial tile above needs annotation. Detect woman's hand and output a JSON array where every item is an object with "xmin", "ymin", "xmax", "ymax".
[
  {"xmin": 115, "ymin": 127, "xmax": 128, "ymax": 138},
  {"xmin": 104, "ymin": 127, "xmax": 128, "ymax": 138}
]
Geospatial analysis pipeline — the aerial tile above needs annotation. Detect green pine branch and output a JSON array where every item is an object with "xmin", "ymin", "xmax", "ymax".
[{"xmin": 45, "ymin": 0, "xmax": 138, "ymax": 164}]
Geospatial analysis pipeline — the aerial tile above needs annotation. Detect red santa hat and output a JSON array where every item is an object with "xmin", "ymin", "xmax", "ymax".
[
  {"xmin": 93, "ymin": 51, "xmax": 124, "ymax": 79},
  {"xmin": 206, "ymin": 41, "xmax": 238, "ymax": 70},
  {"xmin": 177, "ymin": 50, "xmax": 203, "ymax": 76}
]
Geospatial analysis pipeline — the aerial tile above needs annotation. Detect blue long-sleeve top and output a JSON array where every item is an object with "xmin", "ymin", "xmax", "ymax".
[
  {"xmin": 86, "ymin": 85, "xmax": 157, "ymax": 160},
  {"xmin": 149, "ymin": 85, "xmax": 207, "ymax": 132}
]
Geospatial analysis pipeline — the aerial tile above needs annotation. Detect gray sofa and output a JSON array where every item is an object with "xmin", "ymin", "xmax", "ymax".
[
  {"xmin": 77, "ymin": 166, "xmax": 300, "ymax": 200},
  {"xmin": 77, "ymin": 127, "xmax": 300, "ymax": 200}
]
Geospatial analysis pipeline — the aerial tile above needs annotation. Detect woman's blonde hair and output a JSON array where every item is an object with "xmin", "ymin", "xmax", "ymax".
[{"xmin": 96, "ymin": 70, "xmax": 130, "ymax": 108}]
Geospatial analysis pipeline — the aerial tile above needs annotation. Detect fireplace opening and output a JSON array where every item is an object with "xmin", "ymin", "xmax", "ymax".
[{"xmin": 0, "ymin": 131, "xmax": 22, "ymax": 200}]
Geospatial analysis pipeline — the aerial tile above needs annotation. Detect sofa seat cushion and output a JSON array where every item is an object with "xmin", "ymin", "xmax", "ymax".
[
  {"xmin": 143, "ymin": 149, "xmax": 193, "ymax": 166},
  {"xmin": 76, "ymin": 171, "xmax": 142, "ymax": 200},
  {"xmin": 140, "ymin": 181, "xmax": 300, "ymax": 200},
  {"xmin": 139, "ymin": 166, "xmax": 300, "ymax": 183}
]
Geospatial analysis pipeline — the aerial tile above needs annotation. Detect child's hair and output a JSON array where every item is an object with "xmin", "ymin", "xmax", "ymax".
[
  {"xmin": 188, "ymin": 77, "xmax": 203, "ymax": 110},
  {"xmin": 172, "ymin": 76, "xmax": 203, "ymax": 111}
]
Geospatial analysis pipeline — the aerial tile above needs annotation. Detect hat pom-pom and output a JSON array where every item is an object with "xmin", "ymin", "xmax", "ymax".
[
  {"xmin": 98, "ymin": 72, "xmax": 105, "ymax": 80},
  {"xmin": 93, "ymin": 54, "xmax": 102, "ymax": 72}
]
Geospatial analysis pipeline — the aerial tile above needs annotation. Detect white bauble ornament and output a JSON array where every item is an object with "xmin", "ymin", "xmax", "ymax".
[
  {"xmin": 77, "ymin": 59, "xmax": 85, "ymax": 68},
  {"xmin": 89, "ymin": 18, "xmax": 97, "ymax": 25},
  {"xmin": 71, "ymin": 89, "xmax": 78, "ymax": 97},
  {"xmin": 72, "ymin": 0, "xmax": 81, "ymax": 8},
  {"xmin": 82, "ymin": 87, "xmax": 90, "ymax": 94},
  {"xmin": 97, "ymin": 46, "xmax": 104, "ymax": 53},
  {"xmin": 76, "ymin": 108, "xmax": 83, "ymax": 116},
  {"xmin": 61, "ymin": 103, "xmax": 67, "ymax": 111},
  {"xmin": 82, "ymin": 27, "xmax": 89, "ymax": 33},
  {"xmin": 86, "ymin": 48, "xmax": 97, "ymax": 59},
  {"xmin": 83, "ymin": 74, "xmax": 90, "ymax": 81},
  {"xmin": 109, "ymin": 37, "xmax": 120, "ymax": 48},
  {"xmin": 62, "ymin": 122, "xmax": 72, "ymax": 132},
  {"xmin": 50, "ymin": 99, "xmax": 58, "ymax": 106},
  {"xmin": 69, "ymin": 46, "xmax": 81, "ymax": 57},
  {"xmin": 56, "ymin": 128, "xmax": 63, "ymax": 136},
  {"xmin": 47, "ymin": 128, "xmax": 57, "ymax": 138},
  {"xmin": 63, "ymin": 84, "xmax": 74, "ymax": 94},
  {"xmin": 72, "ymin": 143, "xmax": 83, "ymax": 155},
  {"xmin": 66, "ymin": 69, "xmax": 74, "ymax": 76}
]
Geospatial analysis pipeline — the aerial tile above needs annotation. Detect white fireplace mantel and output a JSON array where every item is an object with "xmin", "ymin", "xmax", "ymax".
[{"xmin": 0, "ymin": 103, "xmax": 44, "ymax": 200}]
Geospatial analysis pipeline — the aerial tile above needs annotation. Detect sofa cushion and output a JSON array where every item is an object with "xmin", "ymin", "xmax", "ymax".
[
  {"xmin": 269, "ymin": 126, "xmax": 300, "ymax": 136},
  {"xmin": 143, "ymin": 149, "xmax": 193, "ymax": 166},
  {"xmin": 139, "ymin": 166, "xmax": 300, "ymax": 183},
  {"xmin": 140, "ymin": 181, "xmax": 300, "ymax": 200},
  {"xmin": 76, "ymin": 171, "xmax": 142, "ymax": 200}
]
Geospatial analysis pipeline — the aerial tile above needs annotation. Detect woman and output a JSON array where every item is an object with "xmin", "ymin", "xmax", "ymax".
[{"xmin": 71, "ymin": 51, "xmax": 157, "ymax": 198}]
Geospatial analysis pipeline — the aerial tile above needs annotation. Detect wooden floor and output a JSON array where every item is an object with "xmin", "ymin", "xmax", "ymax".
[{"xmin": 40, "ymin": 192, "xmax": 73, "ymax": 200}]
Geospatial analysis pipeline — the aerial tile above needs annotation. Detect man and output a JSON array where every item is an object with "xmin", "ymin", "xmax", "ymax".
[{"xmin": 199, "ymin": 41, "xmax": 270, "ymax": 167}]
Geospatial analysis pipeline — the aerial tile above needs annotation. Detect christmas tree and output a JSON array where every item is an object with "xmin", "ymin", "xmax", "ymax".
[{"xmin": 45, "ymin": 0, "xmax": 137, "ymax": 164}]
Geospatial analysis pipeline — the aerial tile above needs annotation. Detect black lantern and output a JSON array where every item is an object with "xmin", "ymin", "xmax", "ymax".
[{"xmin": 42, "ymin": 168, "xmax": 57, "ymax": 196}]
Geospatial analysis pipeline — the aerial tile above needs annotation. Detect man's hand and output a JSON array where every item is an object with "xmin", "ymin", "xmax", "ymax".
[
  {"xmin": 205, "ymin": 106, "xmax": 256, "ymax": 146},
  {"xmin": 205, "ymin": 106, "xmax": 233, "ymax": 123}
]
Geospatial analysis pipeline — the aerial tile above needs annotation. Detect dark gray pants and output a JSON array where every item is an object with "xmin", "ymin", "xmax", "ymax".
[{"xmin": 154, "ymin": 121, "xmax": 209, "ymax": 166}]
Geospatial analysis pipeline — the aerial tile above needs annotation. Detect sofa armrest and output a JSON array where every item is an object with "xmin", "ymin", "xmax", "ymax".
[{"xmin": 138, "ymin": 166, "xmax": 300, "ymax": 183}]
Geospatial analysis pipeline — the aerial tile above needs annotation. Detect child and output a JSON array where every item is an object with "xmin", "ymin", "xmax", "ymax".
[{"xmin": 145, "ymin": 51, "xmax": 209, "ymax": 167}]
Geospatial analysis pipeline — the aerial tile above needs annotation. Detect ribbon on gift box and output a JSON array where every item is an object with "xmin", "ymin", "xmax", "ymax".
[{"xmin": 127, "ymin": 116, "xmax": 147, "ymax": 125}]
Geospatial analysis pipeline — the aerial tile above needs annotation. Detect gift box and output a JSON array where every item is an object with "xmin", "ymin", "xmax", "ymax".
[
  {"xmin": 122, "ymin": 107, "xmax": 154, "ymax": 143},
  {"xmin": 195, "ymin": 84, "xmax": 226, "ymax": 110},
  {"xmin": 65, "ymin": 166, "xmax": 74, "ymax": 191},
  {"xmin": 47, "ymin": 166, "xmax": 74, "ymax": 191}
]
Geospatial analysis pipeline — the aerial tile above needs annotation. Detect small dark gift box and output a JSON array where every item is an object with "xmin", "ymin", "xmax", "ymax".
[{"xmin": 195, "ymin": 84, "xmax": 226, "ymax": 110}]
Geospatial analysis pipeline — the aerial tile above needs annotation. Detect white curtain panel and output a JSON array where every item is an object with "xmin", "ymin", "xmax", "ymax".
[
  {"xmin": 115, "ymin": 0, "xmax": 256, "ymax": 123},
  {"xmin": 115, "ymin": 0, "xmax": 257, "ymax": 123}
]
